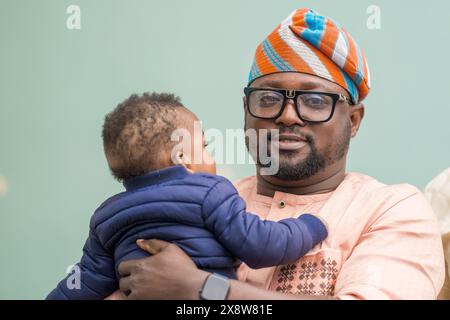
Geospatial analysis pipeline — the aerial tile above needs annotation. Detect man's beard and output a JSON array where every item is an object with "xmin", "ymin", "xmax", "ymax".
[{"xmin": 245, "ymin": 122, "xmax": 351, "ymax": 181}]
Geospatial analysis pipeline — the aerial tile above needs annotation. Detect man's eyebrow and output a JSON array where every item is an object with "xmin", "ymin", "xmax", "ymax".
[
  {"xmin": 297, "ymin": 81, "xmax": 327, "ymax": 91},
  {"xmin": 254, "ymin": 80, "xmax": 328, "ymax": 91}
]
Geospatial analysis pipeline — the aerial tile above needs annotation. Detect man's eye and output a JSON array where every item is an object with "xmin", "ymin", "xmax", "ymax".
[
  {"xmin": 301, "ymin": 95, "xmax": 328, "ymax": 108},
  {"xmin": 260, "ymin": 95, "xmax": 281, "ymax": 105}
]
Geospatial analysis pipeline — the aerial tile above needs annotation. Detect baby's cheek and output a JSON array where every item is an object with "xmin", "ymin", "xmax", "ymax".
[
  {"xmin": 205, "ymin": 162, "xmax": 216, "ymax": 175},
  {"xmin": 202, "ymin": 150, "xmax": 216, "ymax": 174}
]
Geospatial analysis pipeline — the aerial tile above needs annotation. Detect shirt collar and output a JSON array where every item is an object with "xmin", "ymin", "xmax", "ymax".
[{"xmin": 123, "ymin": 165, "xmax": 189, "ymax": 192}]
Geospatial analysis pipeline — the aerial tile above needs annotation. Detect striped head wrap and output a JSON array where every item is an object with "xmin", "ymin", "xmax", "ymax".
[{"xmin": 248, "ymin": 8, "xmax": 371, "ymax": 104}]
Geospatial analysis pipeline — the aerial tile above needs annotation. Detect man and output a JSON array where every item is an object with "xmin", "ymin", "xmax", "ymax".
[{"xmin": 116, "ymin": 8, "xmax": 445, "ymax": 299}]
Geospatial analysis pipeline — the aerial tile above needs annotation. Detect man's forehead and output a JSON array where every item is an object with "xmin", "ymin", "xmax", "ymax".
[{"xmin": 250, "ymin": 72, "xmax": 348, "ymax": 95}]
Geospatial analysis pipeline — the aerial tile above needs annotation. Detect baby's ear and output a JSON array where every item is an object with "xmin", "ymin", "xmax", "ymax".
[
  {"xmin": 173, "ymin": 150, "xmax": 193, "ymax": 173},
  {"xmin": 171, "ymin": 148, "xmax": 194, "ymax": 173},
  {"xmin": 174, "ymin": 150, "xmax": 184, "ymax": 165}
]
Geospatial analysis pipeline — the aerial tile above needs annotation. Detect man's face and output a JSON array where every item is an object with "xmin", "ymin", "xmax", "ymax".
[{"xmin": 244, "ymin": 72, "xmax": 363, "ymax": 182}]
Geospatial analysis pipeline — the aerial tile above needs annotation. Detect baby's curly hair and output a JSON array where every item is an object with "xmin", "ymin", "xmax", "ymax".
[{"xmin": 102, "ymin": 92, "xmax": 191, "ymax": 182}]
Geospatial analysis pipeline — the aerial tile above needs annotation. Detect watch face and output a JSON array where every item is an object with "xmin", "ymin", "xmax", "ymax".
[{"xmin": 201, "ymin": 274, "xmax": 230, "ymax": 300}]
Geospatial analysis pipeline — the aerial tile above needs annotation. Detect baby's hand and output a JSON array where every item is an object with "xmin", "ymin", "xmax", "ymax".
[{"xmin": 316, "ymin": 215, "xmax": 329, "ymax": 233}]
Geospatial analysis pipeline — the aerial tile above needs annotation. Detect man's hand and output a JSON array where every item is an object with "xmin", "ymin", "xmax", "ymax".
[
  {"xmin": 104, "ymin": 290, "xmax": 127, "ymax": 300},
  {"xmin": 116, "ymin": 239, "xmax": 329, "ymax": 300},
  {"xmin": 118, "ymin": 239, "xmax": 209, "ymax": 300}
]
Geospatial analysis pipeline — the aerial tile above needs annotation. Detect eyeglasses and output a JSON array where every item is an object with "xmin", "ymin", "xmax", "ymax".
[{"xmin": 244, "ymin": 87, "xmax": 353, "ymax": 123}]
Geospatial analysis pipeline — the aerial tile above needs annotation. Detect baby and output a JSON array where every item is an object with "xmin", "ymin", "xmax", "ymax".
[{"xmin": 47, "ymin": 92, "xmax": 327, "ymax": 299}]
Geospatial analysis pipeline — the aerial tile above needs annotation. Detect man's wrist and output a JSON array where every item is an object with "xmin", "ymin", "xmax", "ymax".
[
  {"xmin": 199, "ymin": 273, "xmax": 231, "ymax": 300},
  {"xmin": 186, "ymin": 270, "xmax": 210, "ymax": 300}
]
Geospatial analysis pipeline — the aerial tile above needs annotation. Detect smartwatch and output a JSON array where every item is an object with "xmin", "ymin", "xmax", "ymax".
[{"xmin": 199, "ymin": 273, "xmax": 230, "ymax": 300}]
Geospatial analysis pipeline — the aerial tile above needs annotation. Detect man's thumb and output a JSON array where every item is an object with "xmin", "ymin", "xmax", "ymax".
[{"xmin": 136, "ymin": 239, "xmax": 170, "ymax": 255}]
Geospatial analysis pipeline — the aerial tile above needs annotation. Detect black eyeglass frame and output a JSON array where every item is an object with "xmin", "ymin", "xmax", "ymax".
[{"xmin": 244, "ymin": 87, "xmax": 354, "ymax": 123}]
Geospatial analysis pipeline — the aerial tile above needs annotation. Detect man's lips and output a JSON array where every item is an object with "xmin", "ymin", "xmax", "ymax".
[
  {"xmin": 270, "ymin": 133, "xmax": 309, "ymax": 151},
  {"xmin": 277, "ymin": 133, "xmax": 307, "ymax": 142}
]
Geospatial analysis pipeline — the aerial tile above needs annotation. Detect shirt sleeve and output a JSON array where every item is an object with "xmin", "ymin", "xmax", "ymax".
[
  {"xmin": 46, "ymin": 229, "xmax": 117, "ymax": 300},
  {"xmin": 202, "ymin": 178, "xmax": 328, "ymax": 269},
  {"xmin": 334, "ymin": 192, "xmax": 445, "ymax": 300}
]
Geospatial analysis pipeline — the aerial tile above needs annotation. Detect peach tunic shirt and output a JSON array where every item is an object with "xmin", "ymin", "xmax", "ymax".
[{"xmin": 234, "ymin": 172, "xmax": 445, "ymax": 299}]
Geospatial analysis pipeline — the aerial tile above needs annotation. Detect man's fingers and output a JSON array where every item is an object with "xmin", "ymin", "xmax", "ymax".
[
  {"xmin": 136, "ymin": 239, "xmax": 170, "ymax": 255},
  {"xmin": 118, "ymin": 258, "xmax": 141, "ymax": 277},
  {"xmin": 127, "ymin": 292, "xmax": 138, "ymax": 300},
  {"xmin": 104, "ymin": 290, "xmax": 127, "ymax": 300},
  {"xmin": 119, "ymin": 276, "xmax": 131, "ymax": 295}
]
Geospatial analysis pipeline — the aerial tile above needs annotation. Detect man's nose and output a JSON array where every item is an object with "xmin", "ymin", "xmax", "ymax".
[{"xmin": 275, "ymin": 99, "xmax": 306, "ymax": 127}]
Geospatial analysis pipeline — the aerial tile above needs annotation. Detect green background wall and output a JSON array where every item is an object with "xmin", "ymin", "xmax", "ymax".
[{"xmin": 1, "ymin": 0, "xmax": 449, "ymax": 299}]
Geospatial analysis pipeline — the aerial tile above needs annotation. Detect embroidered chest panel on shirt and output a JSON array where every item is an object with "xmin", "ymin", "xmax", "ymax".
[{"xmin": 269, "ymin": 249, "xmax": 342, "ymax": 296}]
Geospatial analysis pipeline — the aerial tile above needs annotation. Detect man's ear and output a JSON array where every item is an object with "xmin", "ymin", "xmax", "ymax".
[
  {"xmin": 243, "ymin": 96, "xmax": 248, "ymax": 125},
  {"xmin": 350, "ymin": 103, "xmax": 365, "ymax": 138}
]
